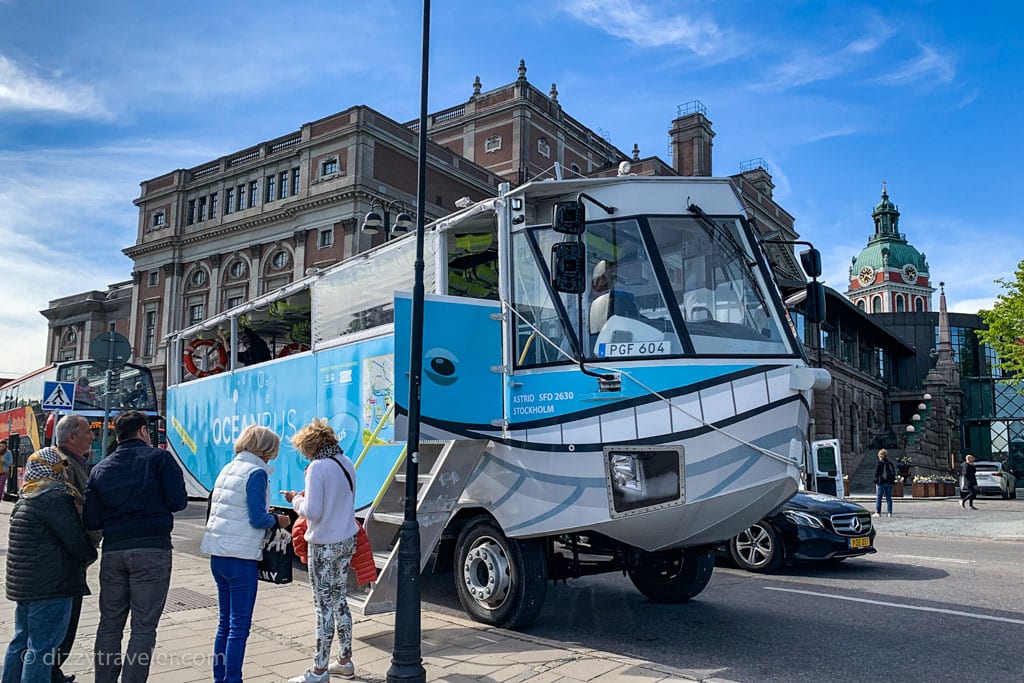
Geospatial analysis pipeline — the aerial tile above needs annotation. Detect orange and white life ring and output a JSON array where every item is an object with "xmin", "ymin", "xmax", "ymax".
[
  {"xmin": 183, "ymin": 338, "xmax": 228, "ymax": 377},
  {"xmin": 277, "ymin": 342, "xmax": 310, "ymax": 358}
]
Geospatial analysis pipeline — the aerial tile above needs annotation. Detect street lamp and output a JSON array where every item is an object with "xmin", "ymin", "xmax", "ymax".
[{"xmin": 361, "ymin": 198, "xmax": 414, "ymax": 241}]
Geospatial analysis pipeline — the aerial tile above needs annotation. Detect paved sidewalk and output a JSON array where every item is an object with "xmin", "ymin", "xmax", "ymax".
[{"xmin": 0, "ymin": 499, "xmax": 702, "ymax": 683}]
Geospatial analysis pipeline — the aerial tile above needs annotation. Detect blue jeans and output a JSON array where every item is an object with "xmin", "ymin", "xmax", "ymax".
[
  {"xmin": 94, "ymin": 549, "xmax": 173, "ymax": 683},
  {"xmin": 876, "ymin": 483, "xmax": 894, "ymax": 514},
  {"xmin": 211, "ymin": 556, "xmax": 259, "ymax": 683},
  {"xmin": 2, "ymin": 597, "xmax": 72, "ymax": 683}
]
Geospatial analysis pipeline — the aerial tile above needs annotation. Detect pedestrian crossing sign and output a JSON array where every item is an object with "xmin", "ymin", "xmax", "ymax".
[{"xmin": 42, "ymin": 381, "xmax": 77, "ymax": 411}]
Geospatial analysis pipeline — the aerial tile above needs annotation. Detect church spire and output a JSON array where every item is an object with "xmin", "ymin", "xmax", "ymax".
[{"xmin": 872, "ymin": 181, "xmax": 901, "ymax": 238}]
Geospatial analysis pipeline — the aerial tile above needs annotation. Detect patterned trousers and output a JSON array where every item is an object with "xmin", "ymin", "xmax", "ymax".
[{"xmin": 308, "ymin": 536, "xmax": 356, "ymax": 668}]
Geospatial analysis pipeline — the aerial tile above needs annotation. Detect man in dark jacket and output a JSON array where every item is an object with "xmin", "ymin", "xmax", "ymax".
[
  {"xmin": 36, "ymin": 413, "xmax": 101, "ymax": 683},
  {"xmin": 873, "ymin": 448, "xmax": 898, "ymax": 517},
  {"xmin": 3, "ymin": 449, "xmax": 97, "ymax": 683},
  {"xmin": 960, "ymin": 454, "xmax": 979, "ymax": 509},
  {"xmin": 83, "ymin": 410, "xmax": 188, "ymax": 683}
]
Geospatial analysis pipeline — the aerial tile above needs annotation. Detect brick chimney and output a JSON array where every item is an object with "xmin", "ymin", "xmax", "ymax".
[{"xmin": 670, "ymin": 101, "xmax": 714, "ymax": 176}]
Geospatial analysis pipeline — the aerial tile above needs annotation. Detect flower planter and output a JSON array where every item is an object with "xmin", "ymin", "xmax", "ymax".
[
  {"xmin": 912, "ymin": 482, "xmax": 929, "ymax": 498},
  {"xmin": 893, "ymin": 481, "xmax": 904, "ymax": 498}
]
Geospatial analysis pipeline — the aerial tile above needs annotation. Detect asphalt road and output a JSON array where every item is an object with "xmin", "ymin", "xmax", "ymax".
[{"xmin": 173, "ymin": 497, "xmax": 1024, "ymax": 683}]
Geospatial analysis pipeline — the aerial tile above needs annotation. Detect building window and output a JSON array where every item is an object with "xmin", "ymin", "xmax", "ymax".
[
  {"xmin": 266, "ymin": 175, "xmax": 276, "ymax": 202},
  {"xmin": 271, "ymin": 251, "xmax": 289, "ymax": 270},
  {"xmin": 187, "ymin": 199, "xmax": 196, "ymax": 225},
  {"xmin": 249, "ymin": 181, "xmax": 259, "ymax": 207},
  {"xmin": 59, "ymin": 349, "xmax": 74, "ymax": 361},
  {"xmin": 292, "ymin": 168, "xmax": 300, "ymax": 195},
  {"xmin": 63, "ymin": 328, "xmax": 77, "ymax": 345},
  {"xmin": 484, "ymin": 134, "xmax": 502, "ymax": 153},
  {"xmin": 279, "ymin": 171, "xmax": 289, "ymax": 199},
  {"xmin": 872, "ymin": 296, "xmax": 882, "ymax": 313},
  {"xmin": 151, "ymin": 211, "xmax": 165, "ymax": 228},
  {"xmin": 223, "ymin": 286, "xmax": 246, "ymax": 311},
  {"xmin": 321, "ymin": 159, "xmax": 338, "ymax": 176},
  {"xmin": 318, "ymin": 228, "xmax": 334, "ymax": 248},
  {"xmin": 143, "ymin": 309, "xmax": 157, "ymax": 356},
  {"xmin": 915, "ymin": 297, "xmax": 924, "ymax": 312},
  {"xmin": 225, "ymin": 188, "xmax": 234, "ymax": 214},
  {"xmin": 198, "ymin": 196, "xmax": 207, "ymax": 222},
  {"xmin": 210, "ymin": 193, "xmax": 218, "ymax": 219},
  {"xmin": 237, "ymin": 184, "xmax": 246, "ymax": 211},
  {"xmin": 857, "ymin": 300, "xmax": 865, "ymax": 311},
  {"xmin": 570, "ymin": 163, "xmax": 581, "ymax": 175},
  {"xmin": 190, "ymin": 269, "xmax": 208, "ymax": 287},
  {"xmin": 226, "ymin": 295, "xmax": 244, "ymax": 310},
  {"xmin": 537, "ymin": 137, "xmax": 550, "ymax": 158},
  {"xmin": 228, "ymin": 260, "xmax": 247, "ymax": 279},
  {"xmin": 188, "ymin": 302, "xmax": 205, "ymax": 324},
  {"xmin": 895, "ymin": 295, "xmax": 905, "ymax": 312},
  {"xmin": 147, "ymin": 271, "xmax": 159, "ymax": 287}
]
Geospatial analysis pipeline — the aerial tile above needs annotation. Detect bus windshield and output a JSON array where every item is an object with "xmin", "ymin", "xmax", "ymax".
[
  {"xmin": 514, "ymin": 212, "xmax": 792, "ymax": 366},
  {"xmin": 56, "ymin": 363, "xmax": 157, "ymax": 412}
]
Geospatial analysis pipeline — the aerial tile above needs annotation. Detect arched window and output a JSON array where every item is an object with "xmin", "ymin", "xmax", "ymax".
[
  {"xmin": 857, "ymin": 300, "xmax": 866, "ymax": 311},
  {"xmin": 872, "ymin": 296, "xmax": 882, "ymax": 313},
  {"xmin": 895, "ymin": 295, "xmax": 905, "ymax": 312},
  {"xmin": 914, "ymin": 297, "xmax": 924, "ymax": 312}
]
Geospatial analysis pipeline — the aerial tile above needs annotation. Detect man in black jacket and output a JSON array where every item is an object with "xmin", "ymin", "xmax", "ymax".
[
  {"xmin": 873, "ymin": 448, "xmax": 898, "ymax": 517},
  {"xmin": 3, "ymin": 449, "xmax": 97, "ymax": 682},
  {"xmin": 83, "ymin": 411, "xmax": 188, "ymax": 683}
]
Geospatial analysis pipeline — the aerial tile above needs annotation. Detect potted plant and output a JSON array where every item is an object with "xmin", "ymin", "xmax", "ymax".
[{"xmin": 897, "ymin": 454, "xmax": 913, "ymax": 481}]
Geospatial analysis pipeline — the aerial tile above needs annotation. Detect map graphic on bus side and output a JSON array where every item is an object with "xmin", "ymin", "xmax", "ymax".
[{"xmin": 362, "ymin": 354, "xmax": 394, "ymax": 444}]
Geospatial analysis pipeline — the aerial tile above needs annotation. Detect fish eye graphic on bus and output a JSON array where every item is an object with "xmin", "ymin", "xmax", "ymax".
[{"xmin": 424, "ymin": 348, "xmax": 459, "ymax": 386}]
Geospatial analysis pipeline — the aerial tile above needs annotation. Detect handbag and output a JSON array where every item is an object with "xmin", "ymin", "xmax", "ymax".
[
  {"xmin": 258, "ymin": 527, "xmax": 295, "ymax": 584},
  {"xmin": 327, "ymin": 456, "xmax": 377, "ymax": 585}
]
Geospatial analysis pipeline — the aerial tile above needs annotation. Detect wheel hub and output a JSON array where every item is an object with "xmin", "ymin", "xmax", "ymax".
[
  {"xmin": 463, "ymin": 538, "xmax": 511, "ymax": 607},
  {"xmin": 735, "ymin": 525, "xmax": 772, "ymax": 566}
]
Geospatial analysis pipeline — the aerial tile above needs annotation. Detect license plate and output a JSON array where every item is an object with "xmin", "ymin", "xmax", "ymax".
[{"xmin": 849, "ymin": 536, "xmax": 871, "ymax": 549}]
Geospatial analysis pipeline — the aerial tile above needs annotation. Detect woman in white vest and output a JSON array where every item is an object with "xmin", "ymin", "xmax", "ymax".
[{"xmin": 201, "ymin": 425, "xmax": 290, "ymax": 683}]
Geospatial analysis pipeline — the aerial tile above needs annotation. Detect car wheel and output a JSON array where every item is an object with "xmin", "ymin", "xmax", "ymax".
[
  {"xmin": 1002, "ymin": 489, "xmax": 1009, "ymax": 500},
  {"xmin": 454, "ymin": 516, "xmax": 547, "ymax": 630},
  {"xmin": 729, "ymin": 521, "xmax": 785, "ymax": 573},
  {"xmin": 627, "ymin": 548, "xmax": 714, "ymax": 603}
]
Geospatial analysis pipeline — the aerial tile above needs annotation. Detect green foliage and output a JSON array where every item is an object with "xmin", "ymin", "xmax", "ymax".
[{"xmin": 977, "ymin": 259, "xmax": 1024, "ymax": 381}]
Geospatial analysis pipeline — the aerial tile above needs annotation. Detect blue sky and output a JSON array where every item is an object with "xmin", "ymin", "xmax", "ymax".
[{"xmin": 1, "ymin": 0, "xmax": 1021, "ymax": 375}]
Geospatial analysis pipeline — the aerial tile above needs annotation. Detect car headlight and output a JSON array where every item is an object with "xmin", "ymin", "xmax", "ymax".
[{"xmin": 782, "ymin": 510, "xmax": 825, "ymax": 529}]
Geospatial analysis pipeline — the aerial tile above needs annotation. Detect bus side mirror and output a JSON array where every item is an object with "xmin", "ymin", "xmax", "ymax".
[
  {"xmin": 800, "ymin": 248, "xmax": 822, "ymax": 279},
  {"xmin": 553, "ymin": 200, "xmax": 586, "ymax": 235},
  {"xmin": 805, "ymin": 281, "xmax": 826, "ymax": 323},
  {"xmin": 551, "ymin": 241, "xmax": 586, "ymax": 293}
]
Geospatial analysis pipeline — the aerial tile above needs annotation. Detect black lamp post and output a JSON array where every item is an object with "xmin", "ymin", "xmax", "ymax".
[
  {"xmin": 387, "ymin": 1, "xmax": 429, "ymax": 681},
  {"xmin": 361, "ymin": 198, "xmax": 414, "ymax": 242}
]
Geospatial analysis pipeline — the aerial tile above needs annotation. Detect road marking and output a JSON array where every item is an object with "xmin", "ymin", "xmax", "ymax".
[
  {"xmin": 765, "ymin": 587, "xmax": 1024, "ymax": 625},
  {"xmin": 890, "ymin": 554, "xmax": 975, "ymax": 564}
]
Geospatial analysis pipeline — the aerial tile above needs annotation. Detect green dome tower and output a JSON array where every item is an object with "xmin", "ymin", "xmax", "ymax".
[{"xmin": 846, "ymin": 183, "xmax": 933, "ymax": 313}]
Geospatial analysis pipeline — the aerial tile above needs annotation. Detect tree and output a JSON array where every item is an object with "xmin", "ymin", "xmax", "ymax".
[{"xmin": 977, "ymin": 259, "xmax": 1024, "ymax": 381}]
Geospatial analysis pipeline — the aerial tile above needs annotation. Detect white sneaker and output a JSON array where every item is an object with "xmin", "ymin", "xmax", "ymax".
[
  {"xmin": 872, "ymin": 513, "xmax": 880, "ymax": 517},
  {"xmin": 887, "ymin": 513, "xmax": 893, "ymax": 517},
  {"xmin": 329, "ymin": 659, "xmax": 355, "ymax": 679},
  {"xmin": 288, "ymin": 669, "xmax": 329, "ymax": 683}
]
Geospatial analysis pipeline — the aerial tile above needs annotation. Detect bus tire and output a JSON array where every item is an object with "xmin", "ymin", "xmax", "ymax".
[
  {"xmin": 628, "ymin": 548, "xmax": 714, "ymax": 603},
  {"xmin": 454, "ymin": 516, "xmax": 547, "ymax": 630}
]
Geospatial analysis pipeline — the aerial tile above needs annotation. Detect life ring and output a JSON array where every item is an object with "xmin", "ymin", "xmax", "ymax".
[
  {"xmin": 183, "ymin": 339, "xmax": 228, "ymax": 377},
  {"xmin": 277, "ymin": 342, "xmax": 310, "ymax": 358}
]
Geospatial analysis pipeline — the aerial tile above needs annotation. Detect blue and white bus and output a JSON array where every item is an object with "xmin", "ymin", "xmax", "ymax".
[{"xmin": 165, "ymin": 175, "xmax": 829, "ymax": 628}]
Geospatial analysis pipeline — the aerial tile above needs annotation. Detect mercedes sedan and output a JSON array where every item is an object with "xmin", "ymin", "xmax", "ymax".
[{"xmin": 724, "ymin": 492, "xmax": 877, "ymax": 573}]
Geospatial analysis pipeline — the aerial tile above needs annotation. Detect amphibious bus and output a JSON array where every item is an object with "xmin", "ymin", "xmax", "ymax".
[{"xmin": 165, "ymin": 175, "xmax": 829, "ymax": 628}]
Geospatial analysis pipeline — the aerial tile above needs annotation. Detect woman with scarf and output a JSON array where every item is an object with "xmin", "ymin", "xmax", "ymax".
[
  {"xmin": 281, "ymin": 419, "xmax": 358, "ymax": 682},
  {"xmin": 3, "ymin": 449, "xmax": 97, "ymax": 683}
]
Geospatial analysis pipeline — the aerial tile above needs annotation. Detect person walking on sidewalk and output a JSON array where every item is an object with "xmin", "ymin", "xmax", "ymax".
[
  {"xmin": 3, "ymin": 449, "xmax": 97, "ymax": 683},
  {"xmin": 960, "ymin": 454, "xmax": 979, "ymax": 510},
  {"xmin": 281, "ymin": 419, "xmax": 358, "ymax": 682},
  {"xmin": 873, "ymin": 448, "xmax": 897, "ymax": 517},
  {"xmin": 200, "ymin": 425, "xmax": 291, "ymax": 683},
  {"xmin": 0, "ymin": 441, "xmax": 12, "ymax": 500},
  {"xmin": 83, "ymin": 411, "xmax": 188, "ymax": 683},
  {"xmin": 33, "ymin": 414, "xmax": 102, "ymax": 683}
]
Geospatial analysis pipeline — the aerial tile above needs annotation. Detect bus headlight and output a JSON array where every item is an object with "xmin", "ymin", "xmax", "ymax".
[{"xmin": 605, "ymin": 447, "xmax": 684, "ymax": 516}]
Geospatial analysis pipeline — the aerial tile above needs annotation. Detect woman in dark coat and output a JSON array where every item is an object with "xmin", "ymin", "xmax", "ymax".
[
  {"xmin": 2, "ymin": 449, "xmax": 97, "ymax": 683},
  {"xmin": 960, "ymin": 454, "xmax": 979, "ymax": 509}
]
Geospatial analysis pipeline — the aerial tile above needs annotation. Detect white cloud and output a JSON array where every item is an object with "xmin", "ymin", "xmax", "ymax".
[
  {"xmin": 0, "ymin": 55, "xmax": 109, "ymax": 118},
  {"xmin": 561, "ymin": 0, "xmax": 735, "ymax": 57},
  {"xmin": 870, "ymin": 44, "xmax": 956, "ymax": 86}
]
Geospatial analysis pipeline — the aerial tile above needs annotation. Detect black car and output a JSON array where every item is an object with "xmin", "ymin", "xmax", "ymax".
[{"xmin": 723, "ymin": 492, "xmax": 876, "ymax": 572}]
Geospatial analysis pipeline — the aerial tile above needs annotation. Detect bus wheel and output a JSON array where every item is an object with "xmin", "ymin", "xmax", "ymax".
[
  {"xmin": 454, "ymin": 516, "xmax": 547, "ymax": 629},
  {"xmin": 627, "ymin": 548, "xmax": 714, "ymax": 603}
]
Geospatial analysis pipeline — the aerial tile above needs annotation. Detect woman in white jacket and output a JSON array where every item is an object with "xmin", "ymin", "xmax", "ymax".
[
  {"xmin": 201, "ymin": 425, "xmax": 290, "ymax": 683},
  {"xmin": 282, "ymin": 418, "xmax": 358, "ymax": 682}
]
